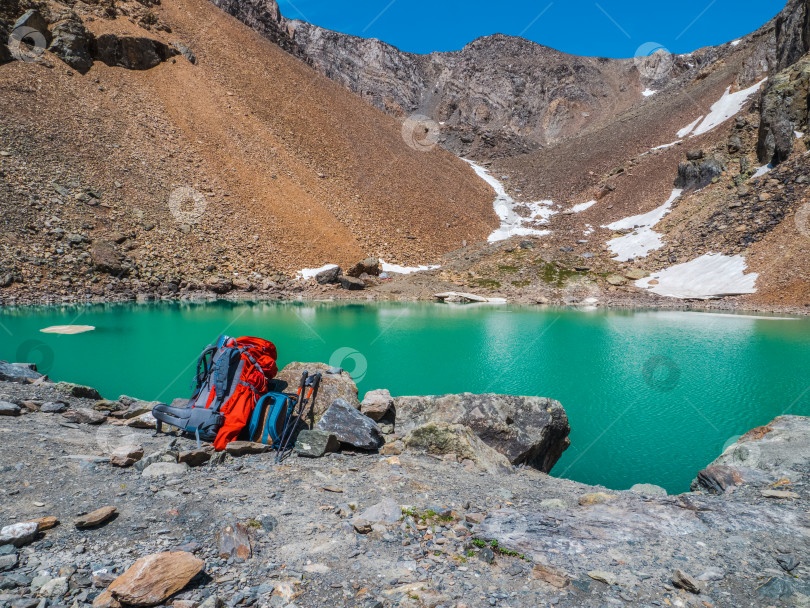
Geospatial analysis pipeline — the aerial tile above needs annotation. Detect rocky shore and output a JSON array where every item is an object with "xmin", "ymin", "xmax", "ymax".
[{"xmin": 0, "ymin": 360, "xmax": 808, "ymax": 608}]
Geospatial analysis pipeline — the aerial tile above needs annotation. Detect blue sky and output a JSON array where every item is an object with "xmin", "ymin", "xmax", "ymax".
[{"xmin": 277, "ymin": 0, "xmax": 786, "ymax": 57}]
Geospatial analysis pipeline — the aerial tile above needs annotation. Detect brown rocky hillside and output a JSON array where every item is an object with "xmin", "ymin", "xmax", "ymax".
[{"xmin": 0, "ymin": 0, "xmax": 494, "ymax": 302}]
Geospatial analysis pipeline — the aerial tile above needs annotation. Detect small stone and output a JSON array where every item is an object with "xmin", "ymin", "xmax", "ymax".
[
  {"xmin": 606, "ymin": 274, "xmax": 627, "ymax": 286},
  {"xmin": 0, "ymin": 401, "xmax": 21, "ymax": 416},
  {"xmin": 464, "ymin": 513, "xmax": 486, "ymax": 524},
  {"xmin": 40, "ymin": 402, "xmax": 67, "ymax": 413},
  {"xmin": 62, "ymin": 408, "xmax": 106, "ymax": 425},
  {"xmin": 379, "ymin": 441, "xmax": 403, "ymax": 455},
  {"xmin": 110, "ymin": 445, "xmax": 144, "ymax": 467},
  {"xmin": 104, "ymin": 552, "xmax": 204, "ymax": 606},
  {"xmin": 177, "ymin": 447, "xmax": 213, "ymax": 467},
  {"xmin": 25, "ymin": 516, "xmax": 58, "ymax": 531},
  {"xmin": 225, "ymin": 441, "xmax": 269, "ymax": 456},
  {"xmin": 672, "ymin": 570, "xmax": 701, "ymax": 593},
  {"xmin": 124, "ymin": 412, "xmax": 157, "ymax": 429},
  {"xmin": 294, "ymin": 430, "xmax": 340, "ymax": 458},
  {"xmin": 39, "ymin": 577, "xmax": 68, "ymax": 598},
  {"xmin": 360, "ymin": 389, "xmax": 394, "ymax": 421},
  {"xmin": 0, "ymin": 523, "xmax": 38, "ymax": 547},
  {"xmin": 352, "ymin": 498, "xmax": 400, "ymax": 529},
  {"xmin": 142, "ymin": 462, "xmax": 189, "ymax": 478},
  {"xmin": 217, "ymin": 523, "xmax": 251, "ymax": 562},
  {"xmin": 577, "ymin": 492, "xmax": 617, "ymax": 506},
  {"xmin": 587, "ymin": 570, "xmax": 620, "ymax": 586},
  {"xmin": 777, "ymin": 555, "xmax": 800, "ymax": 572},
  {"xmin": 0, "ymin": 552, "xmax": 18, "ymax": 572},
  {"xmin": 75, "ymin": 506, "xmax": 117, "ymax": 529}
]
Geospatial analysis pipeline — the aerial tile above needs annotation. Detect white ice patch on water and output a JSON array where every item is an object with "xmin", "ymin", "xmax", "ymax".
[
  {"xmin": 603, "ymin": 189, "xmax": 682, "ymax": 261},
  {"xmin": 751, "ymin": 164, "xmax": 773, "ymax": 179},
  {"xmin": 380, "ymin": 260, "xmax": 440, "ymax": 274},
  {"xmin": 642, "ymin": 89, "xmax": 657, "ymax": 97},
  {"xmin": 570, "ymin": 200, "xmax": 597, "ymax": 213},
  {"xmin": 635, "ymin": 253, "xmax": 758, "ymax": 299},
  {"xmin": 678, "ymin": 80, "xmax": 767, "ymax": 138},
  {"xmin": 297, "ymin": 264, "xmax": 339, "ymax": 280},
  {"xmin": 465, "ymin": 159, "xmax": 556, "ymax": 242},
  {"xmin": 677, "ymin": 116, "xmax": 704, "ymax": 139}
]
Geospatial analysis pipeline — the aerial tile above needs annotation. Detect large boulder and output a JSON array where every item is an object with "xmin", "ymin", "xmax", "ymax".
[
  {"xmin": 360, "ymin": 389, "xmax": 394, "ymax": 421},
  {"xmin": 103, "ymin": 552, "xmax": 204, "ymax": 606},
  {"xmin": 93, "ymin": 34, "xmax": 178, "ymax": 70},
  {"xmin": 692, "ymin": 416, "xmax": 810, "ymax": 494},
  {"xmin": 315, "ymin": 398, "xmax": 383, "ymax": 451},
  {"xmin": 346, "ymin": 257, "xmax": 380, "ymax": 278},
  {"xmin": 314, "ymin": 265, "xmax": 342, "ymax": 284},
  {"xmin": 274, "ymin": 362, "xmax": 359, "ymax": 418},
  {"xmin": 49, "ymin": 18, "xmax": 94, "ymax": 73},
  {"xmin": 394, "ymin": 393, "xmax": 570, "ymax": 473}
]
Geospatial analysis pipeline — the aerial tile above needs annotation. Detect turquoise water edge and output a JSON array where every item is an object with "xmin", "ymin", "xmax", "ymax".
[{"xmin": 1, "ymin": 301, "xmax": 808, "ymax": 493}]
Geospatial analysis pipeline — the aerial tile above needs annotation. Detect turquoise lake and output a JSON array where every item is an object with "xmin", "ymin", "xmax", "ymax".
[{"xmin": 1, "ymin": 301, "xmax": 808, "ymax": 493}]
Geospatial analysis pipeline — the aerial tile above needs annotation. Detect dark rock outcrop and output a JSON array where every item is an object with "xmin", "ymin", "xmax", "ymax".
[
  {"xmin": 774, "ymin": 0, "xmax": 810, "ymax": 71},
  {"xmin": 48, "ymin": 18, "xmax": 94, "ymax": 74},
  {"xmin": 394, "ymin": 393, "xmax": 570, "ymax": 472},
  {"xmin": 93, "ymin": 34, "xmax": 178, "ymax": 70},
  {"xmin": 757, "ymin": 55, "xmax": 810, "ymax": 165},
  {"xmin": 314, "ymin": 265, "xmax": 341, "ymax": 284},
  {"xmin": 346, "ymin": 257, "xmax": 380, "ymax": 278},
  {"xmin": 674, "ymin": 155, "xmax": 726, "ymax": 190}
]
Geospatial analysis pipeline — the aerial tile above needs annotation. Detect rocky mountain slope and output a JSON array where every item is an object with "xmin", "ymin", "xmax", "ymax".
[{"xmin": 0, "ymin": 0, "xmax": 494, "ymax": 303}]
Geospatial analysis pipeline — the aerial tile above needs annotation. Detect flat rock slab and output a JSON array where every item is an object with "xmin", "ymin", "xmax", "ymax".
[
  {"xmin": 105, "ymin": 552, "xmax": 204, "ymax": 606},
  {"xmin": 225, "ymin": 441, "xmax": 268, "ymax": 457},
  {"xmin": 75, "ymin": 506, "xmax": 117, "ymax": 529},
  {"xmin": 62, "ymin": 408, "xmax": 106, "ymax": 425},
  {"xmin": 0, "ymin": 401, "xmax": 21, "ymax": 416},
  {"xmin": 216, "ymin": 524, "xmax": 251, "ymax": 562},
  {"xmin": 141, "ymin": 463, "xmax": 189, "ymax": 478},
  {"xmin": 315, "ymin": 399, "xmax": 383, "ymax": 451},
  {"xmin": 0, "ymin": 523, "xmax": 38, "ymax": 547}
]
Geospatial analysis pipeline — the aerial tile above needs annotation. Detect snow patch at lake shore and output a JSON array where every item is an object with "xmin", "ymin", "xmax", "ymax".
[{"xmin": 635, "ymin": 253, "xmax": 758, "ymax": 299}]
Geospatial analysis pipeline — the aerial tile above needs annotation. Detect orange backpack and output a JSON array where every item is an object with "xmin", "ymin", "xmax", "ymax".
[{"xmin": 153, "ymin": 335, "xmax": 278, "ymax": 450}]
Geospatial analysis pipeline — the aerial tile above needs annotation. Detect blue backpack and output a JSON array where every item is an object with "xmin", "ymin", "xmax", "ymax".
[{"xmin": 247, "ymin": 387, "xmax": 295, "ymax": 447}]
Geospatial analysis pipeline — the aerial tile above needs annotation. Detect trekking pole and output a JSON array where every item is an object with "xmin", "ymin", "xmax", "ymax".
[
  {"xmin": 276, "ymin": 372, "xmax": 321, "ymax": 463},
  {"xmin": 307, "ymin": 373, "xmax": 322, "ymax": 429},
  {"xmin": 275, "ymin": 371, "xmax": 307, "ymax": 464}
]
